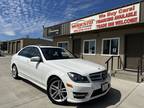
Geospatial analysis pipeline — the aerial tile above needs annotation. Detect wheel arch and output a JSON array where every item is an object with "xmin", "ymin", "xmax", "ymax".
[
  {"xmin": 12, "ymin": 63, "xmax": 16, "ymax": 68},
  {"xmin": 47, "ymin": 75, "xmax": 61, "ymax": 87},
  {"xmin": 46, "ymin": 75, "xmax": 67, "ymax": 90}
]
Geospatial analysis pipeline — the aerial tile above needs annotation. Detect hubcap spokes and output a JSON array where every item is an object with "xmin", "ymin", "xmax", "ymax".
[{"xmin": 50, "ymin": 80, "xmax": 67, "ymax": 102}]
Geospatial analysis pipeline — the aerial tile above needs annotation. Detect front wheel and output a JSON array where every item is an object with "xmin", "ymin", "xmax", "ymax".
[{"xmin": 47, "ymin": 77, "xmax": 67, "ymax": 104}]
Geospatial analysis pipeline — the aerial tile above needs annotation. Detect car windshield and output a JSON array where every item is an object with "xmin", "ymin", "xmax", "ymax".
[{"xmin": 41, "ymin": 47, "xmax": 75, "ymax": 60}]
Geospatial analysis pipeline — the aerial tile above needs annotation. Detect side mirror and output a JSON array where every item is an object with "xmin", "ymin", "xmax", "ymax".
[{"xmin": 30, "ymin": 56, "xmax": 41, "ymax": 62}]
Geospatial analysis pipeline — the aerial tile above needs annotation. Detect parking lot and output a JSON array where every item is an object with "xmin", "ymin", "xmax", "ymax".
[{"xmin": 0, "ymin": 56, "xmax": 144, "ymax": 108}]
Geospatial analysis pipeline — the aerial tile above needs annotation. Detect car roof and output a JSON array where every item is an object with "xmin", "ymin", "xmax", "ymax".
[{"xmin": 26, "ymin": 45, "xmax": 62, "ymax": 49}]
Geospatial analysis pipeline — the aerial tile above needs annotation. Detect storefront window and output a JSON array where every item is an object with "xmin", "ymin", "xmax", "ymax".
[
  {"xmin": 57, "ymin": 42, "xmax": 68, "ymax": 49},
  {"xmin": 84, "ymin": 41, "xmax": 89, "ymax": 53},
  {"xmin": 111, "ymin": 39, "xmax": 118, "ymax": 54},
  {"xmin": 103, "ymin": 40, "xmax": 110, "ymax": 54},
  {"xmin": 84, "ymin": 40, "xmax": 96, "ymax": 55},
  {"xmin": 102, "ymin": 38, "xmax": 119, "ymax": 55}
]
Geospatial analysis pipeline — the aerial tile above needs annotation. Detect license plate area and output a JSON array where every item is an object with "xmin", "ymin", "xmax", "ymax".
[{"xmin": 101, "ymin": 82, "xmax": 109, "ymax": 91}]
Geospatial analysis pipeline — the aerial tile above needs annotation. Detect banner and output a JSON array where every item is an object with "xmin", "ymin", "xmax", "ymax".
[
  {"xmin": 95, "ymin": 3, "xmax": 140, "ymax": 29},
  {"xmin": 70, "ymin": 3, "xmax": 140, "ymax": 34}
]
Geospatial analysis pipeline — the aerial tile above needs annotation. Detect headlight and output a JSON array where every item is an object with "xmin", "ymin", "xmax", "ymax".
[{"xmin": 68, "ymin": 72, "xmax": 89, "ymax": 83}]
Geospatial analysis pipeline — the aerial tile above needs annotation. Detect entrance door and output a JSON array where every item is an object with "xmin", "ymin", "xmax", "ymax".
[
  {"xmin": 73, "ymin": 38, "xmax": 81, "ymax": 57},
  {"xmin": 125, "ymin": 33, "xmax": 144, "ymax": 69}
]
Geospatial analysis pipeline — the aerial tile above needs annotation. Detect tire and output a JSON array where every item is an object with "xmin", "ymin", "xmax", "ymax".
[
  {"xmin": 47, "ymin": 77, "xmax": 67, "ymax": 105},
  {"xmin": 11, "ymin": 65, "xmax": 19, "ymax": 79}
]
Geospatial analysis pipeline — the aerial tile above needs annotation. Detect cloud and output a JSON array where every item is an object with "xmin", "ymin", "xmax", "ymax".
[
  {"xmin": 0, "ymin": 0, "xmax": 59, "ymax": 37},
  {"xmin": 64, "ymin": 0, "xmax": 105, "ymax": 19},
  {"xmin": 0, "ymin": 15, "xmax": 15, "ymax": 36},
  {"xmin": 2, "ymin": 30, "xmax": 15, "ymax": 36}
]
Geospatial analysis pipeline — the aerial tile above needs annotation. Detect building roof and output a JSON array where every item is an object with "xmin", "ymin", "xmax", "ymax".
[{"xmin": 2, "ymin": 37, "xmax": 52, "ymax": 42}]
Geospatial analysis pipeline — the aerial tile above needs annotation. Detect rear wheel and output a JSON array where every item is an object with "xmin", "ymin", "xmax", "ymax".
[
  {"xmin": 11, "ymin": 65, "xmax": 19, "ymax": 79},
  {"xmin": 47, "ymin": 77, "xmax": 67, "ymax": 104}
]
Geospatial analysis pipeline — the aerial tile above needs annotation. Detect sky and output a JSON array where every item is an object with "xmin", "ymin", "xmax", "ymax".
[{"xmin": 0, "ymin": 0, "xmax": 142, "ymax": 41}]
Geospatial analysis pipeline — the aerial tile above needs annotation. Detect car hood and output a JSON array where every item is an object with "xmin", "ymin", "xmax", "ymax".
[{"xmin": 45, "ymin": 59, "xmax": 106, "ymax": 75}]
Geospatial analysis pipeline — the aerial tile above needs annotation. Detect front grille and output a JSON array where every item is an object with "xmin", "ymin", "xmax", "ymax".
[{"xmin": 89, "ymin": 70, "xmax": 108, "ymax": 81}]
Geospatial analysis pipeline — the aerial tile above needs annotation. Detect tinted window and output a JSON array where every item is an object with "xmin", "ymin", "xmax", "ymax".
[
  {"xmin": 18, "ymin": 47, "xmax": 33, "ymax": 58},
  {"xmin": 31, "ymin": 47, "xmax": 41, "ymax": 57},
  {"xmin": 41, "ymin": 48, "xmax": 75, "ymax": 60},
  {"xmin": 18, "ymin": 47, "xmax": 41, "ymax": 58}
]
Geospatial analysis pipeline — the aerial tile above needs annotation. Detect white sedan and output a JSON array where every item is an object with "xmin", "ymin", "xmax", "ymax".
[{"xmin": 11, "ymin": 45, "xmax": 111, "ymax": 104}]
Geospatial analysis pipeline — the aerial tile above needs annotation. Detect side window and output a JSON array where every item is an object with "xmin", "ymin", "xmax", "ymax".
[
  {"xmin": 31, "ymin": 47, "xmax": 41, "ymax": 57},
  {"xmin": 18, "ymin": 47, "xmax": 41, "ymax": 58},
  {"xmin": 18, "ymin": 50, "xmax": 24, "ymax": 56},
  {"xmin": 18, "ymin": 47, "xmax": 32, "ymax": 58}
]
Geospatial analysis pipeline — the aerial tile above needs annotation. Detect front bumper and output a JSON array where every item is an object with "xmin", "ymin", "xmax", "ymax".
[{"xmin": 66, "ymin": 74, "xmax": 111, "ymax": 103}]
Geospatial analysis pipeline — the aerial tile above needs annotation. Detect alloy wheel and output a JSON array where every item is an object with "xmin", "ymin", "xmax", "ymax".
[{"xmin": 49, "ymin": 79, "xmax": 67, "ymax": 103}]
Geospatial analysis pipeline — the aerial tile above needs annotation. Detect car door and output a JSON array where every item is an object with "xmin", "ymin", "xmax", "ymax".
[
  {"xmin": 16, "ymin": 47, "xmax": 33, "ymax": 78},
  {"xmin": 28, "ymin": 47, "xmax": 43, "ymax": 85}
]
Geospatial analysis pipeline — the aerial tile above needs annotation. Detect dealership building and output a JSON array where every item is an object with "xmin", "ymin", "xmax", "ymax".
[{"xmin": 43, "ymin": 1, "xmax": 144, "ymax": 81}]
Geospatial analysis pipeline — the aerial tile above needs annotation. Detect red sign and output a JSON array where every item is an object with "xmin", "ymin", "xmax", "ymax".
[
  {"xmin": 95, "ymin": 3, "xmax": 140, "ymax": 29},
  {"xmin": 70, "ymin": 3, "xmax": 140, "ymax": 34},
  {"xmin": 70, "ymin": 16, "xmax": 96, "ymax": 34}
]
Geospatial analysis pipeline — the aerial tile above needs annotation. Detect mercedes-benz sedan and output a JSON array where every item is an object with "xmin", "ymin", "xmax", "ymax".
[{"xmin": 11, "ymin": 45, "xmax": 111, "ymax": 104}]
